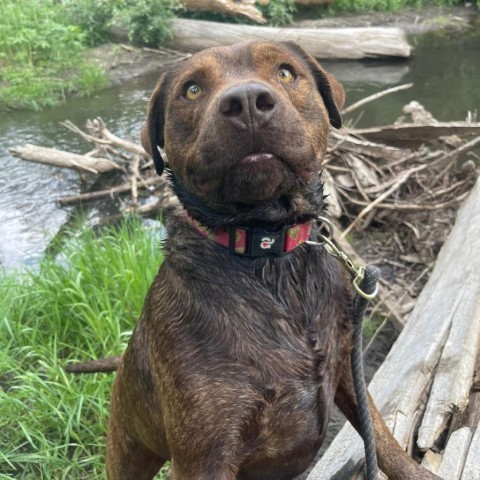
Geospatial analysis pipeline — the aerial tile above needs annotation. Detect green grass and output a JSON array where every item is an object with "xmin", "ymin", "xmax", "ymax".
[
  {"xmin": 0, "ymin": 218, "xmax": 169, "ymax": 479},
  {"xmin": 0, "ymin": 0, "xmax": 107, "ymax": 111}
]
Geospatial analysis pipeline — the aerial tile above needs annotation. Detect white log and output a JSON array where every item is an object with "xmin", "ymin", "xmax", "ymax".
[
  {"xmin": 437, "ymin": 427, "xmax": 473, "ymax": 480},
  {"xmin": 10, "ymin": 144, "xmax": 121, "ymax": 174},
  {"xmin": 417, "ymin": 298, "xmax": 480, "ymax": 449},
  {"xmin": 169, "ymin": 19, "xmax": 412, "ymax": 59},
  {"xmin": 461, "ymin": 427, "xmax": 480, "ymax": 480},
  {"xmin": 179, "ymin": 0, "xmax": 266, "ymax": 24},
  {"xmin": 308, "ymin": 178, "xmax": 480, "ymax": 479}
]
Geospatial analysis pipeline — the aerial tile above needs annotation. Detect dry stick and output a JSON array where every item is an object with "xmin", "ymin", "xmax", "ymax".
[
  {"xmin": 340, "ymin": 165, "xmax": 425, "ymax": 239},
  {"xmin": 364, "ymin": 262, "xmax": 433, "ymax": 354},
  {"xmin": 88, "ymin": 118, "xmax": 148, "ymax": 157},
  {"xmin": 332, "ymin": 224, "xmax": 406, "ymax": 330},
  {"xmin": 426, "ymin": 180, "xmax": 473, "ymax": 199},
  {"xmin": 364, "ymin": 317, "xmax": 389, "ymax": 354},
  {"xmin": 383, "ymin": 149, "xmax": 443, "ymax": 171},
  {"xmin": 60, "ymin": 120, "xmax": 110, "ymax": 146},
  {"xmin": 142, "ymin": 45, "xmax": 192, "ymax": 59},
  {"xmin": 131, "ymin": 155, "xmax": 141, "ymax": 207},
  {"xmin": 58, "ymin": 177, "xmax": 164, "ymax": 204},
  {"xmin": 341, "ymin": 83, "xmax": 414, "ymax": 115},
  {"xmin": 338, "ymin": 188, "xmax": 470, "ymax": 212},
  {"xmin": 374, "ymin": 192, "xmax": 470, "ymax": 211}
]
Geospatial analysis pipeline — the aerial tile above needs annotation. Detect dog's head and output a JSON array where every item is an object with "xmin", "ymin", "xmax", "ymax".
[{"xmin": 141, "ymin": 41, "xmax": 344, "ymax": 223}]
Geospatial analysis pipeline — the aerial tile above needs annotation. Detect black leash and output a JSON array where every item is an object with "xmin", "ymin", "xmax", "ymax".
[
  {"xmin": 307, "ymin": 217, "xmax": 380, "ymax": 480},
  {"xmin": 351, "ymin": 265, "xmax": 381, "ymax": 480}
]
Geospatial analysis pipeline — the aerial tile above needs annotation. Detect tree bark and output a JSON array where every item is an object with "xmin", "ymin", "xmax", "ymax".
[
  {"xmin": 169, "ymin": 19, "xmax": 412, "ymax": 59},
  {"xmin": 179, "ymin": 0, "xmax": 266, "ymax": 24}
]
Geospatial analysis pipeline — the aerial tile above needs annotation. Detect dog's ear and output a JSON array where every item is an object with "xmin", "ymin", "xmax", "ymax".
[
  {"xmin": 281, "ymin": 41, "xmax": 345, "ymax": 129},
  {"xmin": 141, "ymin": 71, "xmax": 174, "ymax": 176}
]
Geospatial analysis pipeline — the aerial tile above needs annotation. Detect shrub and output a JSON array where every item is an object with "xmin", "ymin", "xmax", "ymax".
[
  {"xmin": 117, "ymin": 0, "xmax": 176, "ymax": 47},
  {"xmin": 260, "ymin": 0, "xmax": 297, "ymax": 26}
]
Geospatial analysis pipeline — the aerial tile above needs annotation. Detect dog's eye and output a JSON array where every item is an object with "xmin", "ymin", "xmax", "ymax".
[
  {"xmin": 277, "ymin": 67, "xmax": 295, "ymax": 84},
  {"xmin": 185, "ymin": 83, "xmax": 204, "ymax": 100}
]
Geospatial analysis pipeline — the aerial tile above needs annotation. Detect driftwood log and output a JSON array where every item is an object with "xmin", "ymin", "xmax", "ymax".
[
  {"xmin": 9, "ymin": 144, "xmax": 121, "ymax": 174},
  {"xmin": 169, "ymin": 19, "xmax": 412, "ymax": 59},
  {"xmin": 178, "ymin": 1, "xmax": 333, "ymax": 24},
  {"xmin": 353, "ymin": 123, "xmax": 480, "ymax": 147},
  {"xmin": 179, "ymin": 0, "xmax": 267, "ymax": 24},
  {"xmin": 307, "ymin": 178, "xmax": 480, "ymax": 480}
]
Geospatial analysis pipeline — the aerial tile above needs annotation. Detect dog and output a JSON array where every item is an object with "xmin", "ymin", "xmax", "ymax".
[{"xmin": 106, "ymin": 40, "xmax": 440, "ymax": 480}]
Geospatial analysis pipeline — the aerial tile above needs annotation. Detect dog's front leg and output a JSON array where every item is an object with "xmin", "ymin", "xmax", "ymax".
[{"xmin": 335, "ymin": 361, "xmax": 442, "ymax": 480}]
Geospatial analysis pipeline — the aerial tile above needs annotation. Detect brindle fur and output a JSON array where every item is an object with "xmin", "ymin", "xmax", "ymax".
[{"xmin": 107, "ymin": 41, "xmax": 440, "ymax": 480}]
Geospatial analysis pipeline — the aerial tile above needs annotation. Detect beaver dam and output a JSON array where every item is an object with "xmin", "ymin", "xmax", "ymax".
[{"xmin": 11, "ymin": 85, "xmax": 480, "ymax": 479}]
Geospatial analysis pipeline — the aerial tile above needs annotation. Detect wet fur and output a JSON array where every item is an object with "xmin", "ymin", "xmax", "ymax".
[{"xmin": 107, "ymin": 41, "xmax": 440, "ymax": 480}]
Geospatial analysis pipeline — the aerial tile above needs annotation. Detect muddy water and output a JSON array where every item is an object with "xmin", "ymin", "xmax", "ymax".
[{"xmin": 1, "ymin": 28, "xmax": 479, "ymax": 268}]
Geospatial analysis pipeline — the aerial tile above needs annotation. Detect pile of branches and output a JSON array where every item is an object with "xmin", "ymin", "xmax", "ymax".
[
  {"xmin": 323, "ymin": 95, "xmax": 479, "ymax": 310},
  {"xmin": 10, "ymin": 86, "xmax": 480, "ymax": 331}
]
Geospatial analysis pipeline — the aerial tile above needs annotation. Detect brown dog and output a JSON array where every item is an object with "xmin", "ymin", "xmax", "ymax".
[{"xmin": 107, "ymin": 41, "xmax": 440, "ymax": 480}]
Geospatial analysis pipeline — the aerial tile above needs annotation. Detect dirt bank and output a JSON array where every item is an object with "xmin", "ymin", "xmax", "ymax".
[{"xmin": 90, "ymin": 5, "xmax": 478, "ymax": 87}]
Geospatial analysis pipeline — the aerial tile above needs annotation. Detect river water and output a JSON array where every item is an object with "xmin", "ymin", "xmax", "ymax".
[{"xmin": 1, "ymin": 27, "xmax": 479, "ymax": 269}]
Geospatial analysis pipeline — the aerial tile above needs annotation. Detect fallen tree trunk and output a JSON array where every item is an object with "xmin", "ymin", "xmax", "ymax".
[
  {"xmin": 169, "ymin": 19, "xmax": 412, "ymax": 59},
  {"xmin": 179, "ymin": 0, "xmax": 267, "ymax": 24},
  {"xmin": 10, "ymin": 144, "xmax": 121, "ymax": 174},
  {"xmin": 307, "ymin": 178, "xmax": 480, "ymax": 479}
]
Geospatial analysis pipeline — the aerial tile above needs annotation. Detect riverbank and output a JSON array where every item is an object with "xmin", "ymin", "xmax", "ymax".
[
  {"xmin": 1, "ymin": 2, "xmax": 478, "ymax": 111},
  {"xmin": 89, "ymin": 4, "xmax": 478, "ymax": 89}
]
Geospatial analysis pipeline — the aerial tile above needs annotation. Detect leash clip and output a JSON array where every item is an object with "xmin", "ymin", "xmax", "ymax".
[{"xmin": 307, "ymin": 217, "xmax": 378, "ymax": 301}]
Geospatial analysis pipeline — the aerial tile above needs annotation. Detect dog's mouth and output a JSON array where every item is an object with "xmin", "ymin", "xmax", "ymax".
[
  {"xmin": 239, "ymin": 152, "xmax": 278, "ymax": 165},
  {"xmin": 239, "ymin": 152, "xmax": 314, "ymax": 183},
  {"xmin": 189, "ymin": 151, "xmax": 316, "ymax": 204}
]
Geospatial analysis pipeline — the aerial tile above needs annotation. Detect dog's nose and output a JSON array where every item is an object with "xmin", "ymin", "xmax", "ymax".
[{"xmin": 219, "ymin": 83, "xmax": 276, "ymax": 129}]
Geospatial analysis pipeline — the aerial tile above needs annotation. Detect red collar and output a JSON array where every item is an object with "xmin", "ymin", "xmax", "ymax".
[{"xmin": 186, "ymin": 213, "xmax": 312, "ymax": 258}]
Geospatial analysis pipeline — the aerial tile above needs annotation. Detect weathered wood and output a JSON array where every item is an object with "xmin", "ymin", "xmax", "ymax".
[
  {"xmin": 307, "ymin": 178, "xmax": 480, "ymax": 479},
  {"xmin": 179, "ymin": 0, "xmax": 266, "ymax": 24},
  {"xmin": 9, "ymin": 144, "xmax": 121, "ymax": 174},
  {"xmin": 328, "ymin": 131, "xmax": 407, "ymax": 161},
  {"xmin": 437, "ymin": 427, "xmax": 473, "ymax": 479},
  {"xmin": 169, "ymin": 19, "xmax": 412, "ymax": 59},
  {"xmin": 417, "ymin": 296, "xmax": 480, "ymax": 450},
  {"xmin": 58, "ymin": 177, "xmax": 164, "ymax": 205},
  {"xmin": 350, "ymin": 123, "xmax": 480, "ymax": 146},
  {"xmin": 342, "ymin": 83, "xmax": 413, "ymax": 115},
  {"xmin": 66, "ymin": 356, "xmax": 122, "ymax": 373},
  {"xmin": 85, "ymin": 118, "xmax": 148, "ymax": 157},
  {"xmin": 461, "ymin": 427, "xmax": 480, "ymax": 480}
]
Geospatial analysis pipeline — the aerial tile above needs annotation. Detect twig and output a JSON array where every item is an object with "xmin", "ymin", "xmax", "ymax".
[
  {"xmin": 87, "ymin": 118, "xmax": 148, "ymax": 157},
  {"xmin": 341, "ymin": 83, "xmax": 414, "ymax": 115},
  {"xmin": 58, "ymin": 177, "xmax": 164, "ymax": 205},
  {"xmin": 340, "ymin": 166, "xmax": 423, "ymax": 239},
  {"xmin": 131, "ymin": 155, "xmax": 141, "ymax": 207}
]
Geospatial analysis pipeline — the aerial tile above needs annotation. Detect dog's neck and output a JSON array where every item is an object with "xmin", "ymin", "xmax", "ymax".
[{"xmin": 168, "ymin": 171, "xmax": 326, "ymax": 230}]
